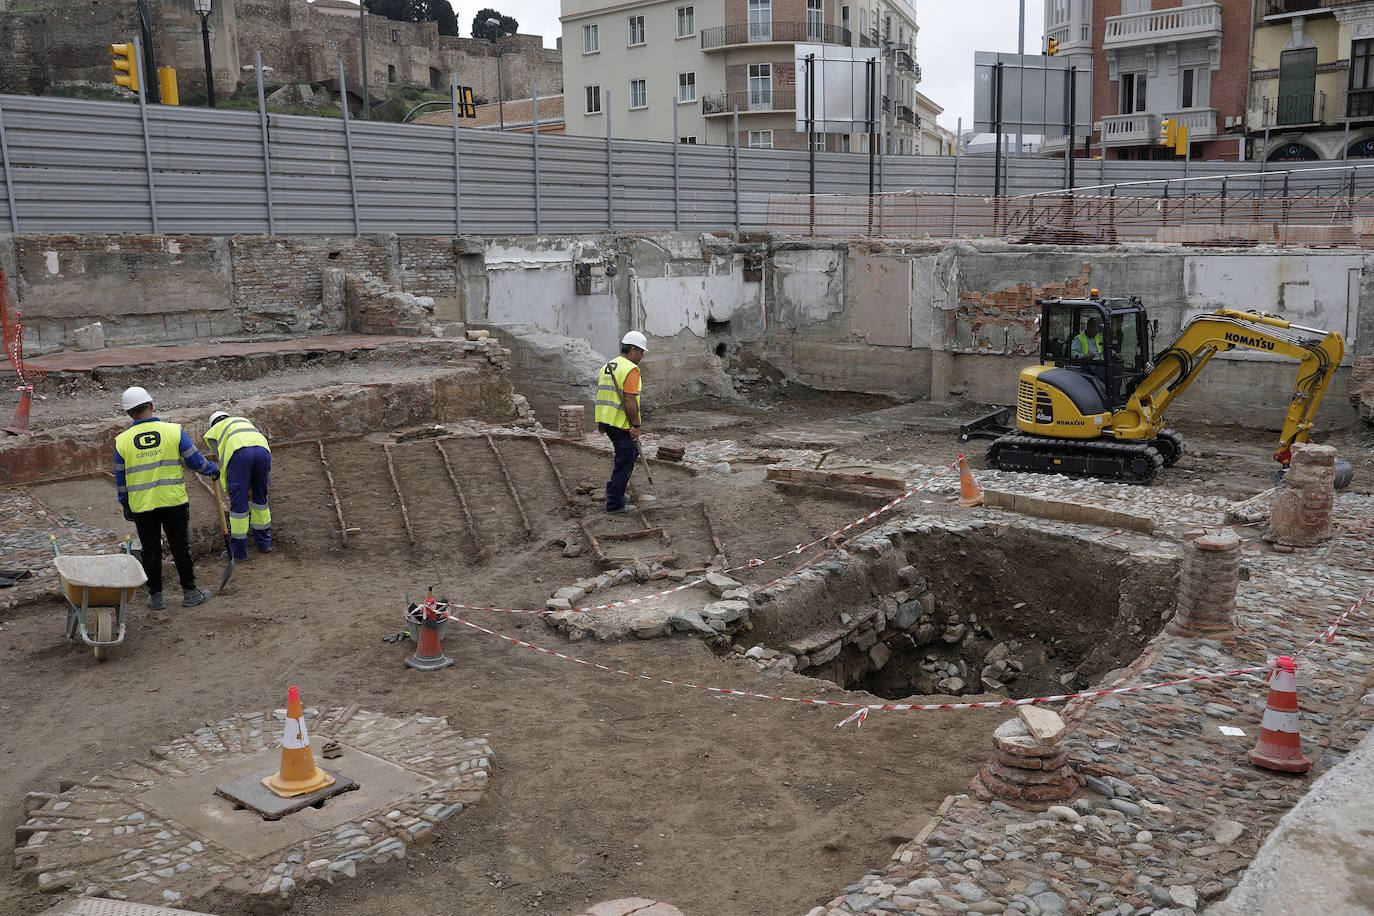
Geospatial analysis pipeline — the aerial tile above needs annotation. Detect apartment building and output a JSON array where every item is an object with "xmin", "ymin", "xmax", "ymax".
[
  {"xmin": 1250, "ymin": 0, "xmax": 1374, "ymax": 161},
  {"xmin": 560, "ymin": 0, "xmax": 929, "ymax": 152},
  {"xmin": 1041, "ymin": 0, "xmax": 1249, "ymax": 161}
]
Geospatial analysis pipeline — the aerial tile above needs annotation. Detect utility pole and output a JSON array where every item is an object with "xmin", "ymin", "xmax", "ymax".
[
  {"xmin": 137, "ymin": 0, "xmax": 160, "ymax": 104},
  {"xmin": 359, "ymin": 0, "xmax": 370, "ymax": 119},
  {"xmin": 1016, "ymin": 0, "xmax": 1024, "ymax": 157}
]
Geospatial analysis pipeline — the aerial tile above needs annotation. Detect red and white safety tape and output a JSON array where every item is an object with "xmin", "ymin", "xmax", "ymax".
[
  {"xmin": 424, "ymin": 601, "xmax": 1276, "ymax": 727},
  {"xmin": 439, "ymin": 459, "xmax": 959, "ymax": 616},
  {"xmin": 1295, "ymin": 583, "xmax": 1374, "ymax": 656}
]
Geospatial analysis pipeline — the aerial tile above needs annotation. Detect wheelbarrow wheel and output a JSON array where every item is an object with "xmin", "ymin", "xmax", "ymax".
[{"xmin": 93, "ymin": 608, "xmax": 114, "ymax": 662}]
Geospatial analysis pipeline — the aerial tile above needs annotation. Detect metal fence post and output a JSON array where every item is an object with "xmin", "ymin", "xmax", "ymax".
[
  {"xmin": 256, "ymin": 51, "xmax": 276, "ymax": 235},
  {"xmin": 134, "ymin": 36, "xmax": 160, "ymax": 233},
  {"xmin": 951, "ymin": 116, "xmax": 961, "ymax": 235},
  {"xmin": 531, "ymin": 82, "xmax": 541, "ymax": 234},
  {"xmin": 672, "ymin": 96, "xmax": 681, "ymax": 231},
  {"xmin": 733, "ymin": 106, "xmax": 740, "ymax": 234},
  {"xmin": 338, "ymin": 60, "xmax": 361, "ymax": 237},
  {"xmin": 0, "ymin": 95, "xmax": 19, "ymax": 232},
  {"xmin": 606, "ymin": 90, "xmax": 614, "ymax": 231},
  {"xmin": 451, "ymin": 74, "xmax": 462, "ymax": 235}
]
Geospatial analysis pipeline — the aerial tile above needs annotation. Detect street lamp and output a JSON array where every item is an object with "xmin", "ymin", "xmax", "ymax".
[
  {"xmin": 486, "ymin": 17, "xmax": 508, "ymax": 131},
  {"xmin": 194, "ymin": 0, "xmax": 215, "ymax": 107}
]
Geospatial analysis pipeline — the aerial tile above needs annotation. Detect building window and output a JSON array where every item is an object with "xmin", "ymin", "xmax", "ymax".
[
  {"xmin": 1278, "ymin": 47, "xmax": 1318, "ymax": 124},
  {"xmin": 583, "ymin": 24, "xmax": 599, "ymax": 54},
  {"xmin": 429, "ymin": 67, "xmax": 441, "ymax": 89},
  {"xmin": 807, "ymin": 0, "xmax": 823, "ymax": 41},
  {"xmin": 678, "ymin": 71, "xmax": 696, "ymax": 103},
  {"xmin": 859, "ymin": 7, "xmax": 867, "ymax": 40},
  {"xmin": 679, "ymin": 135, "xmax": 698, "ymax": 144},
  {"xmin": 387, "ymin": 64, "xmax": 397, "ymax": 83},
  {"xmin": 630, "ymin": 78, "xmax": 647, "ymax": 109},
  {"xmin": 677, "ymin": 5, "xmax": 695, "ymax": 38},
  {"xmin": 748, "ymin": 129, "xmax": 773, "ymax": 148},
  {"xmin": 391, "ymin": 29, "xmax": 399, "ymax": 42},
  {"xmin": 1180, "ymin": 67, "xmax": 1208, "ymax": 108},
  {"xmin": 1351, "ymin": 39, "xmax": 1374, "ymax": 118},
  {"xmin": 1120, "ymin": 71, "xmax": 1146, "ymax": 113},
  {"xmin": 748, "ymin": 0, "xmax": 771, "ymax": 42},
  {"xmin": 748, "ymin": 63, "xmax": 772, "ymax": 110},
  {"xmin": 585, "ymin": 85, "xmax": 602, "ymax": 115},
  {"xmin": 809, "ymin": 132, "xmax": 824, "ymax": 151},
  {"xmin": 628, "ymin": 15, "xmax": 645, "ymax": 46},
  {"xmin": 841, "ymin": 5, "xmax": 850, "ymax": 40},
  {"xmin": 841, "ymin": 134, "xmax": 850, "ymax": 152}
]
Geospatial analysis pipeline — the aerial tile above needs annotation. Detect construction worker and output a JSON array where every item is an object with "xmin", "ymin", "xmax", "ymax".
[
  {"xmin": 1072, "ymin": 317, "xmax": 1105, "ymax": 359},
  {"xmin": 204, "ymin": 411, "xmax": 272, "ymax": 560},
  {"xmin": 595, "ymin": 330, "xmax": 647, "ymax": 515},
  {"xmin": 113, "ymin": 386, "xmax": 216, "ymax": 610}
]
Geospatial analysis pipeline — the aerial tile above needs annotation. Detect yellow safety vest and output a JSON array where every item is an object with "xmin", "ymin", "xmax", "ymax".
[
  {"xmin": 594, "ymin": 358, "xmax": 639, "ymax": 429},
  {"xmin": 206, "ymin": 416, "xmax": 270, "ymax": 467},
  {"xmin": 116, "ymin": 420, "xmax": 190, "ymax": 513},
  {"xmin": 1075, "ymin": 331, "xmax": 1103, "ymax": 358}
]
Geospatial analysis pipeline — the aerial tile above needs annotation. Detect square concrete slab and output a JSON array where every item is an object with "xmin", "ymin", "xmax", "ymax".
[
  {"xmin": 136, "ymin": 739, "xmax": 434, "ymax": 860},
  {"xmin": 214, "ymin": 767, "xmax": 358, "ymax": 821}
]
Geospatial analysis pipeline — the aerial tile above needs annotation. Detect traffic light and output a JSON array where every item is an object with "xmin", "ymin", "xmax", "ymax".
[
  {"xmin": 110, "ymin": 43, "xmax": 139, "ymax": 92},
  {"xmin": 1159, "ymin": 117, "xmax": 1176, "ymax": 149},
  {"xmin": 458, "ymin": 86, "xmax": 477, "ymax": 118},
  {"xmin": 1174, "ymin": 123, "xmax": 1189, "ymax": 157},
  {"xmin": 1047, "ymin": 38, "xmax": 1060, "ymax": 56}
]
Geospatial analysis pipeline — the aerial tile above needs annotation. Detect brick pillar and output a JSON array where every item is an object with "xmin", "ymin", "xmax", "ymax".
[
  {"xmin": 557, "ymin": 405, "xmax": 586, "ymax": 441},
  {"xmin": 1270, "ymin": 443, "xmax": 1336, "ymax": 547},
  {"xmin": 1166, "ymin": 530, "xmax": 1242, "ymax": 642},
  {"xmin": 969, "ymin": 713, "xmax": 1080, "ymax": 810}
]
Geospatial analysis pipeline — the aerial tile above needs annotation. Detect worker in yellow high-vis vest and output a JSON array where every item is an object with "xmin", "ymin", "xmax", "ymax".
[
  {"xmin": 113, "ymin": 386, "xmax": 218, "ymax": 611},
  {"xmin": 204, "ymin": 410, "xmax": 273, "ymax": 561},
  {"xmin": 594, "ymin": 330, "xmax": 647, "ymax": 515}
]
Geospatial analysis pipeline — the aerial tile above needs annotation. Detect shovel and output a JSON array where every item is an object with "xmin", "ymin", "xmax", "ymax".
[
  {"xmin": 634, "ymin": 444, "xmax": 658, "ymax": 503},
  {"xmin": 211, "ymin": 477, "xmax": 234, "ymax": 591}
]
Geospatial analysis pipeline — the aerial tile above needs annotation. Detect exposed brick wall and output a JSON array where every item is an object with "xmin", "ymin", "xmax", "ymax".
[
  {"xmin": 955, "ymin": 262, "xmax": 1091, "ymax": 354},
  {"xmin": 229, "ymin": 237, "xmax": 389, "ymax": 335},
  {"xmin": 397, "ymin": 238, "xmax": 458, "ymax": 299}
]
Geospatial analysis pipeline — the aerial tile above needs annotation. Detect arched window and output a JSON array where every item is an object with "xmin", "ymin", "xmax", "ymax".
[
  {"xmin": 1348, "ymin": 137, "xmax": 1374, "ymax": 158},
  {"xmin": 1267, "ymin": 141, "xmax": 1319, "ymax": 162}
]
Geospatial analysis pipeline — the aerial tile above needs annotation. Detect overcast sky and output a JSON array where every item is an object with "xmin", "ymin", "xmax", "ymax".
[{"xmin": 335, "ymin": 0, "xmax": 1044, "ymax": 130}]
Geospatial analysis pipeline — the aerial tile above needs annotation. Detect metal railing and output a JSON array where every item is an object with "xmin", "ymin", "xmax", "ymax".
[
  {"xmin": 1264, "ymin": 0, "xmax": 1359, "ymax": 14},
  {"xmin": 701, "ymin": 89, "xmax": 796, "ymax": 115},
  {"xmin": 1275, "ymin": 91, "xmax": 1325, "ymax": 126},
  {"xmin": 700, "ymin": 21, "xmax": 852, "ymax": 49},
  {"xmin": 1104, "ymin": 2, "xmax": 1221, "ymax": 47}
]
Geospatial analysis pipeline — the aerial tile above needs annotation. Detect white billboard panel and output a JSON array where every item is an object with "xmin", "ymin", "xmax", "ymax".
[
  {"xmin": 795, "ymin": 44, "xmax": 881, "ymax": 134},
  {"xmin": 973, "ymin": 52, "xmax": 1092, "ymax": 135}
]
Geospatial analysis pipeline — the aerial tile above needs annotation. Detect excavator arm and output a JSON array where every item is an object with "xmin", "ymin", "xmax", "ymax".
[{"xmin": 1117, "ymin": 308, "xmax": 1345, "ymax": 464}]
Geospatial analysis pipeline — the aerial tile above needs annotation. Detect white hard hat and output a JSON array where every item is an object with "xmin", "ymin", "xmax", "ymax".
[
  {"xmin": 208, "ymin": 411, "xmax": 230, "ymax": 428},
  {"xmin": 120, "ymin": 386, "xmax": 153, "ymax": 411},
  {"xmin": 621, "ymin": 330, "xmax": 648, "ymax": 351}
]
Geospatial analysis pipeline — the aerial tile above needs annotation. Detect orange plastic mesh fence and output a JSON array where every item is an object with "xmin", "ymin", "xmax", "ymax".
[
  {"xmin": 765, "ymin": 190, "xmax": 1374, "ymax": 248},
  {"xmin": 1, "ymin": 268, "xmax": 45, "ymax": 387}
]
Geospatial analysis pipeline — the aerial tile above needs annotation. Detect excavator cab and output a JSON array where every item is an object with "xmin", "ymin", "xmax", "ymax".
[{"xmin": 1038, "ymin": 294, "xmax": 1152, "ymax": 409}]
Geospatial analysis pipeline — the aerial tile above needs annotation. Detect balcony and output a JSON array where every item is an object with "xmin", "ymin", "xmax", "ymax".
[
  {"xmin": 897, "ymin": 105, "xmax": 919, "ymax": 127},
  {"xmin": 1046, "ymin": 19, "xmax": 1093, "ymax": 50},
  {"xmin": 701, "ymin": 89, "xmax": 796, "ymax": 116},
  {"xmin": 1162, "ymin": 107, "xmax": 1218, "ymax": 140},
  {"xmin": 1103, "ymin": 2, "xmax": 1221, "ymax": 51},
  {"xmin": 1101, "ymin": 112, "xmax": 1159, "ymax": 147},
  {"xmin": 1266, "ymin": 91, "xmax": 1326, "ymax": 126},
  {"xmin": 1264, "ymin": 0, "xmax": 1357, "ymax": 17},
  {"xmin": 701, "ymin": 21, "xmax": 852, "ymax": 51},
  {"xmin": 895, "ymin": 50, "xmax": 914, "ymax": 73}
]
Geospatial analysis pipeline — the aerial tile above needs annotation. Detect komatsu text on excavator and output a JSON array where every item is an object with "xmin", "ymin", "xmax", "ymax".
[{"xmin": 960, "ymin": 292, "xmax": 1346, "ymax": 485}]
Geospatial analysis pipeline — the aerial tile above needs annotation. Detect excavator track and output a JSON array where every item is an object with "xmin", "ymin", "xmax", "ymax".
[{"xmin": 986, "ymin": 434, "xmax": 1165, "ymax": 484}]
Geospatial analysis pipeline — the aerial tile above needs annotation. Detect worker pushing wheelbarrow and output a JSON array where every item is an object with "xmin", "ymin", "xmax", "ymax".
[{"xmin": 50, "ymin": 535, "xmax": 145, "ymax": 662}]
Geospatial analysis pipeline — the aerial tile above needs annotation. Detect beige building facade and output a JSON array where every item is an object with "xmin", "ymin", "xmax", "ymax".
[{"xmin": 560, "ymin": 0, "xmax": 933, "ymax": 152}]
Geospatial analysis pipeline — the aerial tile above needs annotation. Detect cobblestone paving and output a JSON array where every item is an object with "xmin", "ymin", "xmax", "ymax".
[
  {"xmin": 1, "ymin": 489, "xmax": 122, "ymax": 613},
  {"xmin": 798, "ymin": 465, "xmax": 1374, "ymax": 916},
  {"xmin": 15, "ymin": 707, "xmax": 492, "ymax": 909}
]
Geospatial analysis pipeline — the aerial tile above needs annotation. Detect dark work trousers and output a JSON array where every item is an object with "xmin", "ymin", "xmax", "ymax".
[
  {"xmin": 599, "ymin": 422, "xmax": 638, "ymax": 511},
  {"xmin": 131, "ymin": 502, "xmax": 197, "ymax": 595}
]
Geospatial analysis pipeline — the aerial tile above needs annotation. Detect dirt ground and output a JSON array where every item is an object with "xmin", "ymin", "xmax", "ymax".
[{"xmin": 3, "ymin": 392, "xmax": 1373, "ymax": 916}]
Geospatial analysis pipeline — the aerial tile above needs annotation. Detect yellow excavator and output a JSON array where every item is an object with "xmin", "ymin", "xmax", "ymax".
[{"xmin": 960, "ymin": 292, "xmax": 1346, "ymax": 485}]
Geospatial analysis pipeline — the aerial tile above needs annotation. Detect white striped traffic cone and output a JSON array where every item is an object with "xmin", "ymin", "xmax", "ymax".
[
  {"xmin": 1247, "ymin": 655, "xmax": 1312, "ymax": 774},
  {"xmin": 261, "ymin": 686, "xmax": 337, "ymax": 797}
]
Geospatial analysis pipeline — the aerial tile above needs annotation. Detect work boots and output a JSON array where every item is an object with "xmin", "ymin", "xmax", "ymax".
[
  {"xmin": 182, "ymin": 588, "xmax": 213, "ymax": 607},
  {"xmin": 146, "ymin": 591, "xmax": 164, "ymax": 611}
]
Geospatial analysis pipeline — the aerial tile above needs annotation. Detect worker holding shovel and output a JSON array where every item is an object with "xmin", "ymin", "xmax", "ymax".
[{"xmin": 595, "ymin": 331, "xmax": 648, "ymax": 515}]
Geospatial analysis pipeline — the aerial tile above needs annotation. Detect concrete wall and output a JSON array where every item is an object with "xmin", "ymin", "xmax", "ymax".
[{"xmin": 3, "ymin": 229, "xmax": 1368, "ymax": 431}]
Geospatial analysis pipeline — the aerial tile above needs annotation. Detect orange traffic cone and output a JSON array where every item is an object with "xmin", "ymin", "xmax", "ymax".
[
  {"xmin": 956, "ymin": 453, "xmax": 984, "ymax": 508},
  {"xmin": 261, "ymin": 686, "xmax": 336, "ymax": 797},
  {"xmin": 406, "ymin": 600, "xmax": 454, "ymax": 671},
  {"xmin": 5, "ymin": 387, "xmax": 33, "ymax": 436},
  {"xmin": 1247, "ymin": 656, "xmax": 1312, "ymax": 774}
]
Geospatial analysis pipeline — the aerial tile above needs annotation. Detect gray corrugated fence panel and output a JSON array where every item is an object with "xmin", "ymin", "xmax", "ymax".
[
  {"xmin": 677, "ymin": 144, "xmax": 736, "ymax": 232},
  {"xmin": 143, "ymin": 105, "xmax": 270, "ymax": 234},
  {"xmin": 612, "ymin": 138, "xmax": 684, "ymax": 230},
  {"xmin": 535, "ymin": 132, "xmax": 621, "ymax": 234},
  {"xmin": 3, "ymin": 95, "xmax": 154, "ymax": 232},
  {"xmin": 268, "ymin": 114, "xmax": 358, "ymax": 235},
  {"xmin": 348, "ymin": 120, "xmax": 459, "ymax": 235},
  {"xmin": 458, "ymin": 129, "xmax": 538, "ymax": 236}
]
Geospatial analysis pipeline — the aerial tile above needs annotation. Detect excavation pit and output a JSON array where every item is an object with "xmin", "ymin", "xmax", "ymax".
[{"xmin": 753, "ymin": 520, "xmax": 1181, "ymax": 701}]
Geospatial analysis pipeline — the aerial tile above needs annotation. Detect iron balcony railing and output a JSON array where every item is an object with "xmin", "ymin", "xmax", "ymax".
[
  {"xmin": 895, "ymin": 50, "xmax": 915, "ymax": 73},
  {"xmin": 1275, "ymin": 91, "xmax": 1325, "ymax": 126},
  {"xmin": 1264, "ymin": 0, "xmax": 1361, "ymax": 14},
  {"xmin": 701, "ymin": 21, "xmax": 853, "ymax": 49},
  {"xmin": 701, "ymin": 89, "xmax": 797, "ymax": 115}
]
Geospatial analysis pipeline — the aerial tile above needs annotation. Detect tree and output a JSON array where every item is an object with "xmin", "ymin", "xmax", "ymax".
[
  {"xmin": 471, "ymin": 7, "xmax": 519, "ymax": 41},
  {"xmin": 434, "ymin": 0, "xmax": 459, "ymax": 36}
]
